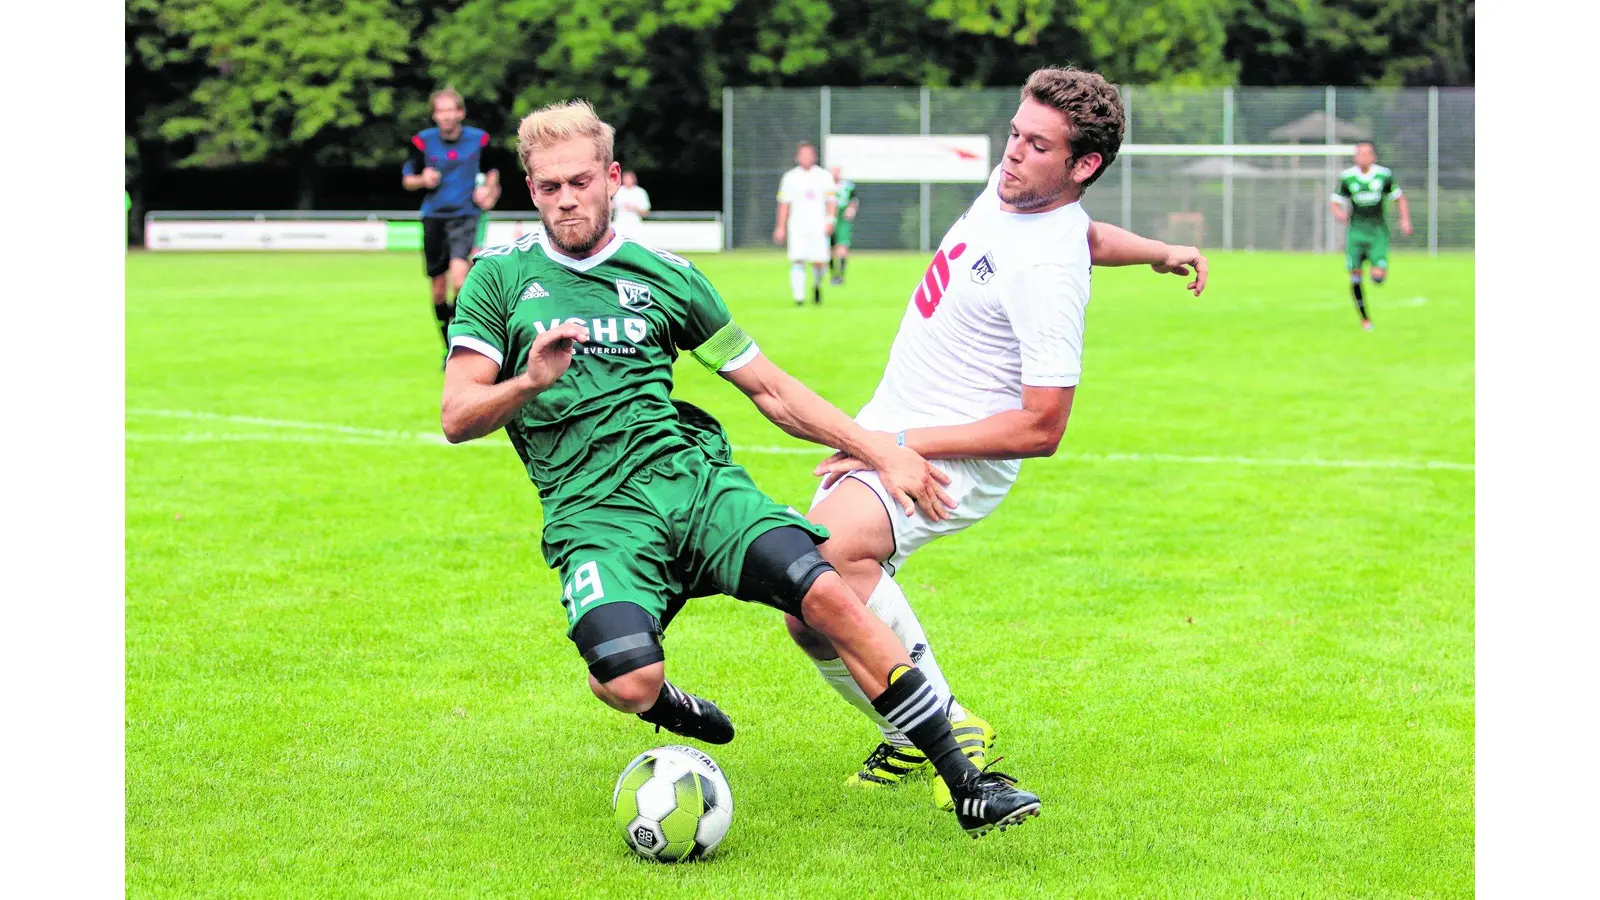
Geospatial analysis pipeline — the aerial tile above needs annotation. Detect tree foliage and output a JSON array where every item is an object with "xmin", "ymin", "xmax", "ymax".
[
  {"xmin": 1226, "ymin": 0, "xmax": 1474, "ymax": 87},
  {"xmin": 125, "ymin": 0, "xmax": 1473, "ymax": 207}
]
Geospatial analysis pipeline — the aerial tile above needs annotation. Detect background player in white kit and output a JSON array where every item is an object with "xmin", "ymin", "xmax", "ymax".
[
  {"xmin": 774, "ymin": 142, "xmax": 837, "ymax": 306},
  {"xmin": 612, "ymin": 169, "xmax": 651, "ymax": 238},
  {"xmin": 780, "ymin": 66, "xmax": 1210, "ymax": 808}
]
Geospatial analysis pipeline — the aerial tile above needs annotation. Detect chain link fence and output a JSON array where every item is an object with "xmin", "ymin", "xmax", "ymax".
[{"xmin": 724, "ymin": 86, "xmax": 1473, "ymax": 254}]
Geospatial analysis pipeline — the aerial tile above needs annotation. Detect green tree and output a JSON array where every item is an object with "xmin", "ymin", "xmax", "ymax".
[
  {"xmin": 127, "ymin": 0, "xmax": 209, "ymax": 230},
  {"xmin": 148, "ymin": 0, "xmax": 415, "ymax": 208},
  {"xmin": 1226, "ymin": 0, "xmax": 1473, "ymax": 87},
  {"xmin": 423, "ymin": 0, "xmax": 740, "ymax": 174}
]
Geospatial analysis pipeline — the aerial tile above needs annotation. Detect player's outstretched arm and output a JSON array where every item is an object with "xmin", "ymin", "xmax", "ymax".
[
  {"xmin": 1086, "ymin": 221, "xmax": 1207, "ymax": 296},
  {"xmin": 441, "ymin": 323, "xmax": 588, "ymax": 443},
  {"xmin": 1395, "ymin": 193, "xmax": 1414, "ymax": 236},
  {"xmin": 721, "ymin": 354, "xmax": 954, "ymax": 520}
]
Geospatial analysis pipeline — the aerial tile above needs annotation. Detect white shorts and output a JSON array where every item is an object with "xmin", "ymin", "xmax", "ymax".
[
  {"xmin": 787, "ymin": 228, "xmax": 831, "ymax": 264},
  {"xmin": 809, "ymin": 457, "xmax": 1020, "ymax": 574}
]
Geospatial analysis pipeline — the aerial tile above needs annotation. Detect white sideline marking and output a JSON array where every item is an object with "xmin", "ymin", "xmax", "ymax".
[
  {"xmin": 127, "ymin": 408, "xmax": 452, "ymax": 444},
  {"xmin": 125, "ymin": 408, "xmax": 1473, "ymax": 473},
  {"xmin": 126, "ymin": 433, "xmax": 419, "ymax": 447}
]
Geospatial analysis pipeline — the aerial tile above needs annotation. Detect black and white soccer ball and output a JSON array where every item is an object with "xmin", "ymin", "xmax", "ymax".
[{"xmin": 612, "ymin": 744, "xmax": 734, "ymax": 862}]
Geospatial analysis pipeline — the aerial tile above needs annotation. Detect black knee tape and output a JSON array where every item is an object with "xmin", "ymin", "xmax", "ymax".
[
  {"xmin": 735, "ymin": 525, "xmax": 835, "ymax": 618},
  {"xmin": 570, "ymin": 602, "xmax": 665, "ymax": 683}
]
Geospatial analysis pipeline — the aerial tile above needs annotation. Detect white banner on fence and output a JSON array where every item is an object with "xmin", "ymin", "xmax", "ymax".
[
  {"xmin": 485, "ymin": 220, "xmax": 723, "ymax": 252},
  {"xmin": 146, "ymin": 220, "xmax": 387, "ymax": 251},
  {"xmin": 823, "ymin": 135, "xmax": 991, "ymax": 183}
]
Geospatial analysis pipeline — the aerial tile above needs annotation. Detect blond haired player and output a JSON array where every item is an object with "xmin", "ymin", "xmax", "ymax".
[{"xmin": 442, "ymin": 99, "xmax": 1043, "ymax": 837}]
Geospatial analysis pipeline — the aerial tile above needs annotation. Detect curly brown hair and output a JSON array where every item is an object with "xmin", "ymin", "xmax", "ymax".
[{"xmin": 1021, "ymin": 67, "xmax": 1126, "ymax": 189}]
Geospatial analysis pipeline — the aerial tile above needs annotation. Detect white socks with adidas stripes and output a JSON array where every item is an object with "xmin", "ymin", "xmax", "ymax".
[{"xmin": 811, "ymin": 572, "xmax": 962, "ymax": 747}]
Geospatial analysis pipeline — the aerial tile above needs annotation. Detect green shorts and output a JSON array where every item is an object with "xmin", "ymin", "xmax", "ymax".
[
  {"xmin": 831, "ymin": 221, "xmax": 852, "ymax": 248},
  {"xmin": 540, "ymin": 447, "xmax": 829, "ymax": 634},
  {"xmin": 1346, "ymin": 229, "xmax": 1390, "ymax": 271}
]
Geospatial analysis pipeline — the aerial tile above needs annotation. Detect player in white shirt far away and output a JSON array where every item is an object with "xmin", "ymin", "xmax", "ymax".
[
  {"xmin": 611, "ymin": 169, "xmax": 651, "ymax": 238},
  {"xmin": 774, "ymin": 142, "xmax": 837, "ymax": 306},
  {"xmin": 779, "ymin": 66, "xmax": 1210, "ymax": 810}
]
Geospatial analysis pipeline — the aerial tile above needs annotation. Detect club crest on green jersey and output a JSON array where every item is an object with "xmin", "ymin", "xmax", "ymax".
[{"xmin": 617, "ymin": 279, "xmax": 654, "ymax": 312}]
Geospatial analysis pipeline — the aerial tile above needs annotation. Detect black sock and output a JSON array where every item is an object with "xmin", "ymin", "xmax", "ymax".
[
  {"xmin": 637, "ymin": 680, "xmax": 708, "ymax": 727},
  {"xmin": 813, "ymin": 282, "xmax": 822, "ymax": 304},
  {"xmin": 839, "ymin": 257, "xmax": 847, "ymax": 278},
  {"xmin": 435, "ymin": 301, "xmax": 454, "ymax": 345},
  {"xmin": 638, "ymin": 681, "xmax": 686, "ymax": 724},
  {"xmin": 828, "ymin": 257, "xmax": 837, "ymax": 276},
  {"xmin": 871, "ymin": 665, "xmax": 977, "ymax": 788},
  {"xmin": 1351, "ymin": 280, "xmax": 1368, "ymax": 321}
]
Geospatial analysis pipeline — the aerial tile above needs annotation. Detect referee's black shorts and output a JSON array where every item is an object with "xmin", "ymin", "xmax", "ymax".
[{"xmin": 422, "ymin": 214, "xmax": 483, "ymax": 277}]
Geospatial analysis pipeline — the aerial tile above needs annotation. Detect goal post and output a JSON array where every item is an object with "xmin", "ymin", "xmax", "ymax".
[
  {"xmin": 1117, "ymin": 143, "xmax": 1358, "ymax": 253},
  {"xmin": 725, "ymin": 86, "xmax": 1470, "ymax": 254}
]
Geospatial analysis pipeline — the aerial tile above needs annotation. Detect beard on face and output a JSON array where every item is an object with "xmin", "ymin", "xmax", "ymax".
[
  {"xmin": 998, "ymin": 163, "xmax": 1074, "ymax": 211},
  {"xmin": 546, "ymin": 198, "xmax": 612, "ymax": 256}
]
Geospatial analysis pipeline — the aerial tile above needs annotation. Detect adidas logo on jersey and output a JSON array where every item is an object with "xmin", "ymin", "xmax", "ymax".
[{"xmin": 520, "ymin": 282, "xmax": 550, "ymax": 300}]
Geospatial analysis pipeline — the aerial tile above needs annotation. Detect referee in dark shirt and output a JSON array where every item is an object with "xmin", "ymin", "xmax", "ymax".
[{"xmin": 403, "ymin": 87, "xmax": 503, "ymax": 356}]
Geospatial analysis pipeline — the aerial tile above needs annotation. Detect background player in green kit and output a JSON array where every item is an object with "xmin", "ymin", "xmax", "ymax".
[
  {"xmin": 440, "ymin": 99, "xmax": 1042, "ymax": 836},
  {"xmin": 1330, "ymin": 140, "xmax": 1412, "ymax": 330},
  {"xmin": 828, "ymin": 165, "xmax": 859, "ymax": 286}
]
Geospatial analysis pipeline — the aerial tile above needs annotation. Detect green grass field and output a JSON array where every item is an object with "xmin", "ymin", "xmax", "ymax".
[{"xmin": 126, "ymin": 248, "xmax": 1474, "ymax": 897}]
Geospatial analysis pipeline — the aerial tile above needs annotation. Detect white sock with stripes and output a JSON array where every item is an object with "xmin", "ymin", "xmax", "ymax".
[
  {"xmin": 865, "ymin": 573, "xmax": 962, "ymax": 722},
  {"xmin": 807, "ymin": 573, "xmax": 960, "ymax": 749},
  {"xmin": 789, "ymin": 263, "xmax": 806, "ymax": 301},
  {"xmin": 814, "ymin": 656, "xmax": 905, "ymax": 743}
]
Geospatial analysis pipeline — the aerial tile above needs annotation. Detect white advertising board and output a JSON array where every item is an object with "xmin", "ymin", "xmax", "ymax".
[
  {"xmin": 823, "ymin": 135, "xmax": 992, "ymax": 183},
  {"xmin": 146, "ymin": 220, "xmax": 386, "ymax": 251}
]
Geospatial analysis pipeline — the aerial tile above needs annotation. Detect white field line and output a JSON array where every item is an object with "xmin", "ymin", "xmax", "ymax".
[
  {"xmin": 125, "ymin": 408, "xmax": 1473, "ymax": 472},
  {"xmin": 127, "ymin": 408, "xmax": 452, "ymax": 444}
]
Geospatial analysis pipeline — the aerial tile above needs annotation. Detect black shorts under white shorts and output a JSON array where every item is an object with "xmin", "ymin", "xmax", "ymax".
[{"xmin": 422, "ymin": 214, "xmax": 483, "ymax": 277}]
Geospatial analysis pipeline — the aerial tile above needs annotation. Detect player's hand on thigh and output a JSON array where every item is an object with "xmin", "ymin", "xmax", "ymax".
[
  {"xmin": 814, "ymin": 450, "xmax": 869, "ymax": 489},
  {"xmin": 872, "ymin": 445, "xmax": 956, "ymax": 522}
]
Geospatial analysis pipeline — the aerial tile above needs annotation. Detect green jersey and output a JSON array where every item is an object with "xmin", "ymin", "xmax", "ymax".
[
  {"xmin": 833, "ymin": 180, "xmax": 857, "ymax": 225},
  {"xmin": 448, "ymin": 231, "xmax": 756, "ymax": 525},
  {"xmin": 1334, "ymin": 165, "xmax": 1401, "ymax": 234}
]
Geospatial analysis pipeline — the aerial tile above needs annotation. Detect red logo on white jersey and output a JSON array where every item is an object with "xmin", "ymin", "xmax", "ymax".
[{"xmin": 913, "ymin": 243, "xmax": 966, "ymax": 318}]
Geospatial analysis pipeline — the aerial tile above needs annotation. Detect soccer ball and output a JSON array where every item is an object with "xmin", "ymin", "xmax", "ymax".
[{"xmin": 612, "ymin": 744, "xmax": 733, "ymax": 862}]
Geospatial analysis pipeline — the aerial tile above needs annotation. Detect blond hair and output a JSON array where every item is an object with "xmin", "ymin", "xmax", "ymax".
[{"xmin": 516, "ymin": 100, "xmax": 616, "ymax": 174}]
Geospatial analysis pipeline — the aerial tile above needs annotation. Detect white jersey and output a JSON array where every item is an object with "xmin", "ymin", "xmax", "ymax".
[
  {"xmin": 815, "ymin": 167, "xmax": 1093, "ymax": 568},
  {"xmin": 777, "ymin": 165, "xmax": 835, "ymax": 232},
  {"xmin": 612, "ymin": 185, "xmax": 651, "ymax": 233},
  {"xmin": 857, "ymin": 165, "xmax": 1092, "ymax": 439}
]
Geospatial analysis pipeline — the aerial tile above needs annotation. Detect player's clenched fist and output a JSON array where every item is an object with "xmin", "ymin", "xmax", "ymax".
[{"xmin": 519, "ymin": 323, "xmax": 589, "ymax": 393}]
